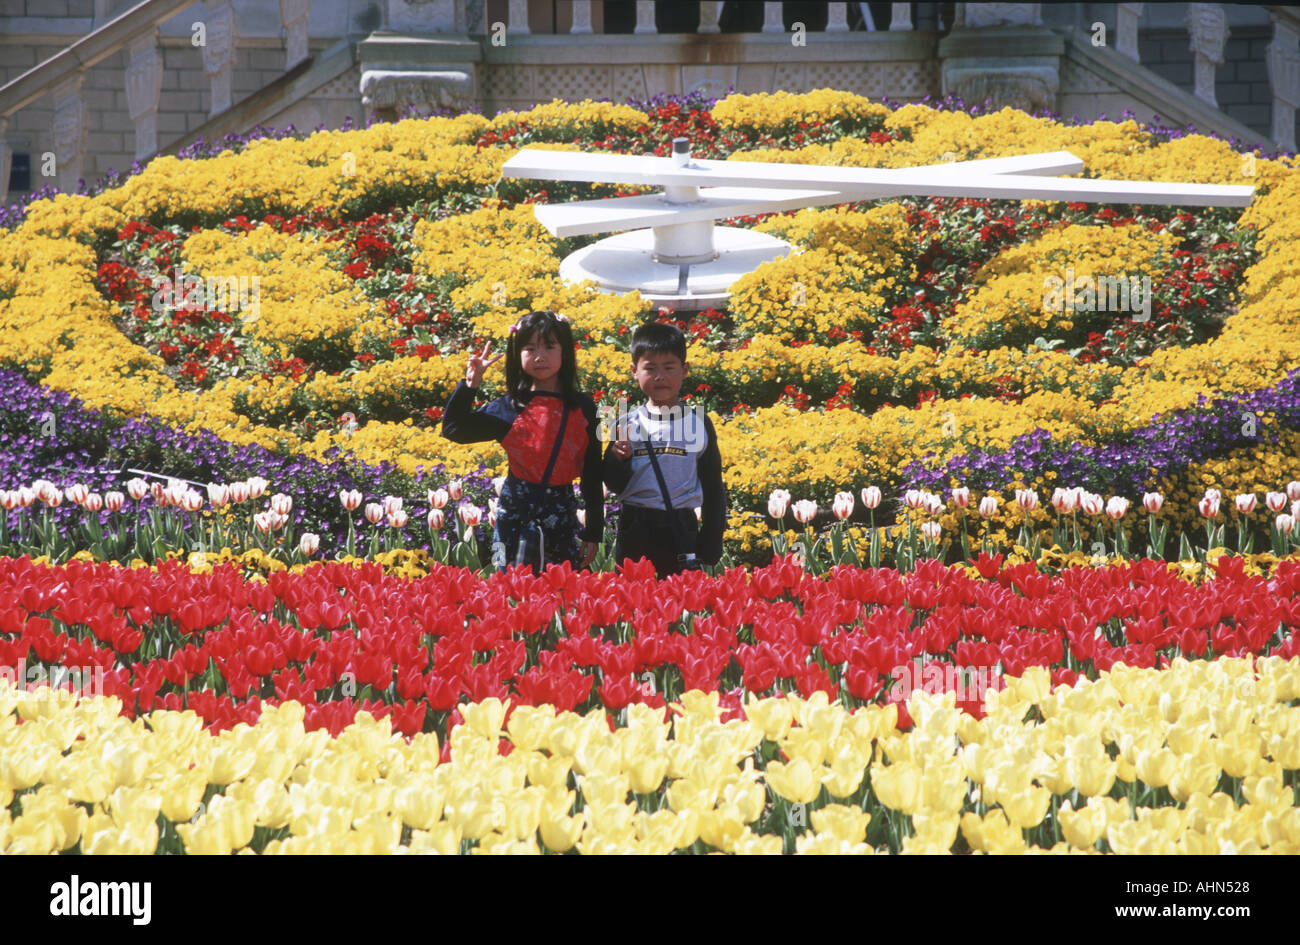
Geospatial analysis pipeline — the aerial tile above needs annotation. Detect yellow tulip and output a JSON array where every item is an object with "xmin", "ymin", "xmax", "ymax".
[
  {"xmin": 409, "ymin": 822, "xmax": 462, "ymax": 855},
  {"xmin": 1242, "ymin": 775, "xmax": 1290, "ymax": 811},
  {"xmin": 1134, "ymin": 747, "xmax": 1177, "ymax": 788},
  {"xmin": 1002, "ymin": 785, "xmax": 1050, "ymax": 829},
  {"xmin": 1168, "ymin": 754, "xmax": 1220, "ymax": 803},
  {"xmin": 461, "ymin": 697, "xmax": 510, "ymax": 740},
  {"xmin": 666, "ymin": 778, "xmax": 717, "ymax": 813},
  {"xmin": 1065, "ymin": 756, "xmax": 1116, "ymax": 798},
  {"xmin": 732, "ymin": 830, "xmax": 785, "ymax": 854},
  {"xmin": 502, "ymin": 787, "xmax": 543, "ymax": 841},
  {"xmin": 782, "ymin": 727, "xmax": 828, "ymax": 767},
  {"xmin": 871, "ymin": 761, "xmax": 922, "ymax": 814},
  {"xmin": 393, "ymin": 783, "xmax": 445, "ymax": 831},
  {"xmin": 764, "ymin": 758, "xmax": 822, "ymax": 806},
  {"xmin": 810, "ymin": 803, "xmax": 872, "ymax": 845},
  {"xmin": 526, "ymin": 752, "xmax": 572, "ymax": 789},
  {"xmin": 697, "ymin": 807, "xmax": 747, "ymax": 851},
  {"xmin": 539, "ymin": 809, "xmax": 583, "ymax": 852},
  {"xmin": 909, "ymin": 811, "xmax": 958, "ymax": 851},
  {"xmin": 506, "ymin": 704, "xmax": 555, "ymax": 752},
  {"xmin": 1057, "ymin": 799, "xmax": 1107, "ymax": 849}
]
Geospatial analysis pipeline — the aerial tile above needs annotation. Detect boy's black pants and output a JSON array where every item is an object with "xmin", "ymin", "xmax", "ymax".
[{"xmin": 614, "ymin": 505, "xmax": 699, "ymax": 578}]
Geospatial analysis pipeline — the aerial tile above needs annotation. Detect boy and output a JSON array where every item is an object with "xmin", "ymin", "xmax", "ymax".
[{"xmin": 603, "ymin": 322, "xmax": 726, "ymax": 577}]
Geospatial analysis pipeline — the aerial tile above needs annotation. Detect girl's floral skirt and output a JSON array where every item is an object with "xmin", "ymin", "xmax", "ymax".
[{"xmin": 491, "ymin": 474, "xmax": 579, "ymax": 573}]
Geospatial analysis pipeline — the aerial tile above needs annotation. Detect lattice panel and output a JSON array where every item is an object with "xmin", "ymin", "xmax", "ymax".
[
  {"xmin": 774, "ymin": 60, "xmax": 938, "ymax": 99},
  {"xmin": 614, "ymin": 65, "xmax": 644, "ymax": 102},
  {"xmin": 532, "ymin": 66, "xmax": 613, "ymax": 101}
]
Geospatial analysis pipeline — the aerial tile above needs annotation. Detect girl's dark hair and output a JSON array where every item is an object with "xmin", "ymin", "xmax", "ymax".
[{"xmin": 504, "ymin": 310, "xmax": 580, "ymax": 408}]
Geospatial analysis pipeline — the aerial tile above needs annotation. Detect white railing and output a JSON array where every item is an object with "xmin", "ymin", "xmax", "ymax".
[{"xmin": 0, "ymin": 0, "xmax": 312, "ymax": 205}]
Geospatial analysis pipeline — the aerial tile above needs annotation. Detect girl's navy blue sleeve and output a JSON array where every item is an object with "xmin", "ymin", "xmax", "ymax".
[
  {"xmin": 697, "ymin": 413, "xmax": 727, "ymax": 564},
  {"xmin": 578, "ymin": 395, "xmax": 605, "ymax": 543},
  {"xmin": 442, "ymin": 381, "xmax": 512, "ymax": 444}
]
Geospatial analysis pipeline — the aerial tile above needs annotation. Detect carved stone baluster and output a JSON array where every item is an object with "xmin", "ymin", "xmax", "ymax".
[
  {"xmin": 890, "ymin": 3, "xmax": 913, "ymax": 31},
  {"xmin": 635, "ymin": 0, "xmax": 656, "ymax": 34},
  {"xmin": 762, "ymin": 2, "xmax": 784, "ymax": 33},
  {"xmin": 508, "ymin": 0, "xmax": 530, "ymax": 35},
  {"xmin": 698, "ymin": 0, "xmax": 721, "ymax": 34},
  {"xmin": 280, "ymin": 0, "xmax": 310, "ymax": 71},
  {"xmin": 201, "ymin": 1, "xmax": 239, "ymax": 117},
  {"xmin": 52, "ymin": 74, "xmax": 88, "ymax": 194},
  {"xmin": 825, "ymin": 2, "xmax": 848, "ymax": 32},
  {"xmin": 1115, "ymin": 3, "xmax": 1143, "ymax": 62},
  {"xmin": 125, "ymin": 30, "xmax": 163, "ymax": 160},
  {"xmin": 571, "ymin": 0, "xmax": 592, "ymax": 34},
  {"xmin": 1187, "ymin": 3, "xmax": 1228, "ymax": 107},
  {"xmin": 1267, "ymin": 12, "xmax": 1300, "ymax": 152}
]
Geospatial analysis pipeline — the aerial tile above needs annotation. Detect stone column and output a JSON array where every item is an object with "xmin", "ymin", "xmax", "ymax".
[
  {"xmin": 52, "ymin": 73, "xmax": 88, "ymax": 194},
  {"xmin": 1115, "ymin": 3, "xmax": 1142, "ymax": 62},
  {"xmin": 279, "ymin": 0, "xmax": 310, "ymax": 71},
  {"xmin": 825, "ymin": 2, "xmax": 848, "ymax": 32},
  {"xmin": 941, "ymin": 5, "xmax": 1060, "ymax": 113},
  {"xmin": 762, "ymin": 2, "xmax": 784, "ymax": 33},
  {"xmin": 507, "ymin": 0, "xmax": 530, "ymax": 35},
  {"xmin": 1267, "ymin": 12, "xmax": 1300, "ymax": 152},
  {"xmin": 698, "ymin": 0, "xmax": 721, "ymax": 34},
  {"xmin": 635, "ymin": 1, "xmax": 656, "ymax": 34},
  {"xmin": 1187, "ymin": 3, "xmax": 1228, "ymax": 108},
  {"xmin": 389, "ymin": 0, "xmax": 465, "ymax": 31},
  {"xmin": 571, "ymin": 0, "xmax": 592, "ymax": 34},
  {"xmin": 125, "ymin": 30, "xmax": 163, "ymax": 160},
  {"xmin": 890, "ymin": 3, "xmax": 913, "ymax": 31},
  {"xmin": 201, "ymin": 0, "xmax": 239, "ymax": 117}
]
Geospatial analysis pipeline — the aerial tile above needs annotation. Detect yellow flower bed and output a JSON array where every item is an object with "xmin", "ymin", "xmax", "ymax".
[
  {"xmin": 4, "ymin": 656, "xmax": 1297, "ymax": 854},
  {"xmin": 943, "ymin": 223, "xmax": 1175, "ymax": 349}
]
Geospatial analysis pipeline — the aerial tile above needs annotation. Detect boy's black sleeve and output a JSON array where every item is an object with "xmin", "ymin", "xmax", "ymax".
[
  {"xmin": 578, "ymin": 396, "xmax": 605, "ymax": 543},
  {"xmin": 441, "ymin": 380, "xmax": 511, "ymax": 443},
  {"xmin": 602, "ymin": 441, "xmax": 633, "ymax": 495},
  {"xmin": 697, "ymin": 412, "xmax": 727, "ymax": 564}
]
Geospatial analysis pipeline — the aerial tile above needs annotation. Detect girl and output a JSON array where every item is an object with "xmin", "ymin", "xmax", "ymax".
[{"xmin": 441, "ymin": 310, "xmax": 603, "ymax": 573}]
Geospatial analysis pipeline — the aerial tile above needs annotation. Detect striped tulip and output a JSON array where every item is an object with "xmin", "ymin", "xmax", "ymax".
[
  {"xmin": 228, "ymin": 480, "xmax": 251, "ymax": 503},
  {"xmin": 1277, "ymin": 514, "xmax": 1295, "ymax": 535},
  {"xmin": 364, "ymin": 503, "xmax": 385, "ymax": 525},
  {"xmin": 1142, "ymin": 492, "xmax": 1163, "ymax": 514},
  {"xmin": 103, "ymin": 491, "xmax": 124, "ymax": 512},
  {"xmin": 1105, "ymin": 496, "xmax": 1129, "ymax": 520},
  {"xmin": 386, "ymin": 509, "xmax": 408, "ymax": 529},
  {"xmin": 792, "ymin": 500, "xmax": 817, "ymax": 524},
  {"xmin": 920, "ymin": 521, "xmax": 942, "ymax": 542},
  {"xmin": 458, "ymin": 504, "xmax": 482, "ymax": 528},
  {"xmin": 1265, "ymin": 492, "xmax": 1288, "ymax": 512},
  {"xmin": 83, "ymin": 493, "xmax": 103, "ymax": 512},
  {"xmin": 832, "ymin": 492, "xmax": 854, "ymax": 520},
  {"xmin": 1199, "ymin": 494, "xmax": 1221, "ymax": 518},
  {"xmin": 427, "ymin": 509, "xmax": 445, "ymax": 531},
  {"xmin": 298, "ymin": 533, "xmax": 320, "ymax": 556},
  {"xmin": 1015, "ymin": 489, "xmax": 1038, "ymax": 511},
  {"xmin": 126, "ymin": 478, "xmax": 149, "ymax": 501},
  {"xmin": 427, "ymin": 488, "xmax": 449, "ymax": 510},
  {"xmin": 447, "ymin": 480, "xmax": 464, "ymax": 501},
  {"xmin": 339, "ymin": 489, "xmax": 362, "ymax": 511},
  {"xmin": 1080, "ymin": 493, "xmax": 1105, "ymax": 516},
  {"xmin": 246, "ymin": 476, "xmax": 269, "ymax": 500},
  {"xmin": 768, "ymin": 489, "xmax": 791, "ymax": 519},
  {"xmin": 65, "ymin": 483, "xmax": 90, "ymax": 506},
  {"xmin": 1234, "ymin": 493, "xmax": 1256, "ymax": 515},
  {"xmin": 207, "ymin": 483, "xmax": 230, "ymax": 507},
  {"xmin": 977, "ymin": 497, "xmax": 998, "ymax": 519},
  {"xmin": 951, "ymin": 486, "xmax": 970, "ymax": 509},
  {"xmin": 270, "ymin": 493, "xmax": 293, "ymax": 516},
  {"xmin": 860, "ymin": 486, "xmax": 882, "ymax": 509}
]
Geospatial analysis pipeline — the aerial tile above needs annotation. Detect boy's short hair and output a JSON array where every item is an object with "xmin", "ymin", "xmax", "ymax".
[{"xmin": 630, "ymin": 322, "xmax": 687, "ymax": 366}]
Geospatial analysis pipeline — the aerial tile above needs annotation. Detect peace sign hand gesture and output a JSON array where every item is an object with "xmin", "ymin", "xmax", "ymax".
[{"xmin": 465, "ymin": 341, "xmax": 503, "ymax": 389}]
